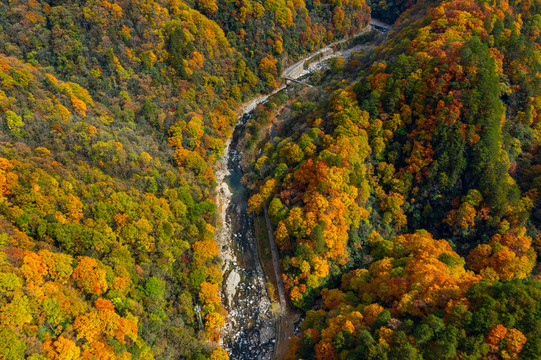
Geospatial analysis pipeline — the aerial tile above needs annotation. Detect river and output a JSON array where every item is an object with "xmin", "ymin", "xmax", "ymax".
[
  {"xmin": 215, "ymin": 109, "xmax": 275, "ymax": 359},
  {"xmin": 215, "ymin": 18, "xmax": 390, "ymax": 360}
]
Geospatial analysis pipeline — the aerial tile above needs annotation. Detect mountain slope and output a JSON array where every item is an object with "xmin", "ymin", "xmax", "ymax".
[
  {"xmin": 0, "ymin": 0, "xmax": 371, "ymax": 359},
  {"xmin": 242, "ymin": 0, "xmax": 541, "ymax": 358}
]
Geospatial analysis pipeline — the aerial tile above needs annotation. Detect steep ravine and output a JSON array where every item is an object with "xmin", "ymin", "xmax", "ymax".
[
  {"xmin": 215, "ymin": 19, "xmax": 390, "ymax": 360},
  {"xmin": 215, "ymin": 110, "xmax": 276, "ymax": 359},
  {"xmin": 215, "ymin": 86, "xmax": 286, "ymax": 359}
]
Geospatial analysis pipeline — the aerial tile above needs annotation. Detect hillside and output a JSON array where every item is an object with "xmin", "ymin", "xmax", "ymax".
[
  {"xmin": 0, "ymin": 0, "xmax": 540, "ymax": 359},
  {"xmin": 242, "ymin": 0, "xmax": 541, "ymax": 358},
  {"xmin": 0, "ymin": 0, "xmax": 370, "ymax": 359}
]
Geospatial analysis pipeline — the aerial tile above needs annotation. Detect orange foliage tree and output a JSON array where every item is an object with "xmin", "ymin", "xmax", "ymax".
[{"xmin": 468, "ymin": 231, "xmax": 536, "ymax": 280}]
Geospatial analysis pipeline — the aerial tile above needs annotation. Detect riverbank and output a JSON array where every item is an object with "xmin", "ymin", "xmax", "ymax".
[
  {"xmin": 255, "ymin": 209, "xmax": 303, "ymax": 360},
  {"xmin": 215, "ymin": 111, "xmax": 275, "ymax": 359}
]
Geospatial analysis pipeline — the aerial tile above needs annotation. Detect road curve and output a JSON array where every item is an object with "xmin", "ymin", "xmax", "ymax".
[{"xmin": 281, "ymin": 18, "xmax": 391, "ymax": 80}]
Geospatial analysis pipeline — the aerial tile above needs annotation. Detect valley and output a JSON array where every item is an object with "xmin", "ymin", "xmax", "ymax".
[{"xmin": 217, "ymin": 21, "xmax": 389, "ymax": 359}]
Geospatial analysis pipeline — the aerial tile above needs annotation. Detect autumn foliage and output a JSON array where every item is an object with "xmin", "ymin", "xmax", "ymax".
[{"xmin": 240, "ymin": 0, "xmax": 541, "ymax": 358}]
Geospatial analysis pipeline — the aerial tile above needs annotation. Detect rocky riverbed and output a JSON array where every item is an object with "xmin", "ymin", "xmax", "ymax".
[{"xmin": 215, "ymin": 111, "xmax": 275, "ymax": 360}]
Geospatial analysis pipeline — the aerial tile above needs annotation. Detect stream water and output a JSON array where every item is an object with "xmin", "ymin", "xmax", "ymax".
[
  {"xmin": 215, "ymin": 19, "xmax": 391, "ymax": 359},
  {"xmin": 215, "ymin": 111, "xmax": 275, "ymax": 359}
]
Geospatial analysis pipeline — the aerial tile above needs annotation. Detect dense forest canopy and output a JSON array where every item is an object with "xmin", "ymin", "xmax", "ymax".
[
  {"xmin": 0, "ymin": 0, "xmax": 539, "ymax": 359},
  {"xmin": 242, "ymin": 0, "xmax": 541, "ymax": 358},
  {"xmin": 0, "ymin": 0, "xmax": 370, "ymax": 359}
]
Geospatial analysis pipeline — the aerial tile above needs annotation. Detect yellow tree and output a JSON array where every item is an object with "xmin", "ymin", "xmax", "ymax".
[{"xmin": 43, "ymin": 336, "xmax": 81, "ymax": 360}]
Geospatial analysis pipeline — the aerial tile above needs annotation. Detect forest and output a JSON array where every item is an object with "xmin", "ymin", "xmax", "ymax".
[
  {"xmin": 0, "ymin": 0, "xmax": 371, "ymax": 358},
  {"xmin": 243, "ymin": 0, "xmax": 541, "ymax": 358},
  {"xmin": 0, "ymin": 0, "xmax": 539, "ymax": 359}
]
